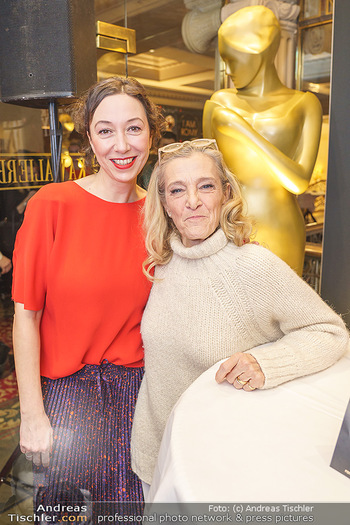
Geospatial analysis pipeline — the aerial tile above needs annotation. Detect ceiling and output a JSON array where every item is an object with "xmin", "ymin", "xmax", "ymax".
[
  {"xmin": 94, "ymin": 0, "xmax": 217, "ymax": 108},
  {"xmin": 93, "ymin": 1, "xmax": 331, "ymax": 112}
]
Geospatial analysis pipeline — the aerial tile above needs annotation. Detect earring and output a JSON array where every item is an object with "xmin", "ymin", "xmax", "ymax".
[
  {"xmin": 92, "ymin": 153, "xmax": 98, "ymax": 169},
  {"xmin": 167, "ymin": 211, "xmax": 172, "ymax": 218}
]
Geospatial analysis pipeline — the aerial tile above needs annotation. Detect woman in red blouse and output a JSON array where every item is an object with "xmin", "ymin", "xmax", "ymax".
[{"xmin": 12, "ymin": 77, "xmax": 164, "ymax": 515}]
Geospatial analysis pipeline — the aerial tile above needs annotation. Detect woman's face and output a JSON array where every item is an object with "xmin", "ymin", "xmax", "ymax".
[
  {"xmin": 88, "ymin": 93, "xmax": 151, "ymax": 185},
  {"xmin": 163, "ymin": 152, "xmax": 228, "ymax": 247}
]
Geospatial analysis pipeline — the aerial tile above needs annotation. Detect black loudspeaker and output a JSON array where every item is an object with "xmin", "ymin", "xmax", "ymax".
[{"xmin": 0, "ymin": 0, "xmax": 97, "ymax": 108}]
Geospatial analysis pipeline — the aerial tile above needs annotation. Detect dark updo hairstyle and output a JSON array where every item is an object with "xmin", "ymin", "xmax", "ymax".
[{"xmin": 70, "ymin": 76, "xmax": 165, "ymax": 170}]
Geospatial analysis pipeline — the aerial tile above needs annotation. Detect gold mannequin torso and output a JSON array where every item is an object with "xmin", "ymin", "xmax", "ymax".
[
  {"xmin": 203, "ymin": 76, "xmax": 322, "ymax": 276},
  {"xmin": 203, "ymin": 7, "xmax": 323, "ymax": 275}
]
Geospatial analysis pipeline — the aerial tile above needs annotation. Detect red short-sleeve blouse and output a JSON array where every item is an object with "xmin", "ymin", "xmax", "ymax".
[{"xmin": 12, "ymin": 181, "xmax": 151, "ymax": 379}]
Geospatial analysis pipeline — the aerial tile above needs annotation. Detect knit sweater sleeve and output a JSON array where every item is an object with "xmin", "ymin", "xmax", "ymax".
[{"xmin": 235, "ymin": 245, "xmax": 349, "ymax": 389}]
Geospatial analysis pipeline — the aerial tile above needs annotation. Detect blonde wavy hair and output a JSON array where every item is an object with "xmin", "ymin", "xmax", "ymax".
[{"xmin": 143, "ymin": 142, "xmax": 252, "ymax": 280}]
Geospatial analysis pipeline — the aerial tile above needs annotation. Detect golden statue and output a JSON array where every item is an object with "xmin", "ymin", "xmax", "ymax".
[{"xmin": 203, "ymin": 6, "xmax": 322, "ymax": 275}]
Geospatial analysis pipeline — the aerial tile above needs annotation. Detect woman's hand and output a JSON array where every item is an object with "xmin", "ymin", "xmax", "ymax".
[
  {"xmin": 13, "ymin": 303, "xmax": 52, "ymax": 466},
  {"xmin": 0, "ymin": 253, "xmax": 12, "ymax": 274},
  {"xmin": 20, "ymin": 412, "xmax": 53, "ymax": 467},
  {"xmin": 215, "ymin": 353, "xmax": 265, "ymax": 391}
]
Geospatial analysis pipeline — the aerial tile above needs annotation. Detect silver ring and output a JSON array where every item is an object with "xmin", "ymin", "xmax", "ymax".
[{"xmin": 25, "ymin": 453, "xmax": 33, "ymax": 459}]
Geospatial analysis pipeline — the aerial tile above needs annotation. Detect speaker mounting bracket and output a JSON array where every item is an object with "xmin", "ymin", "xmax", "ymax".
[{"xmin": 48, "ymin": 101, "xmax": 63, "ymax": 184}]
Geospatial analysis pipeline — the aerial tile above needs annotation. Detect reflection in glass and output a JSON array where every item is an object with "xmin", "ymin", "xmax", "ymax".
[
  {"xmin": 299, "ymin": 22, "xmax": 332, "ymax": 115},
  {"xmin": 303, "ymin": 0, "xmax": 321, "ymax": 19}
]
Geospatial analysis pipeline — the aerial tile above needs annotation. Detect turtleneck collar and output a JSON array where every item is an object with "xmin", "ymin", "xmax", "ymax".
[{"xmin": 170, "ymin": 228, "xmax": 228, "ymax": 260}]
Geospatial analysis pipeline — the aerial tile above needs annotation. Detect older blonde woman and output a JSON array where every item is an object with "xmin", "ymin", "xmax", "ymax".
[{"xmin": 131, "ymin": 139, "xmax": 348, "ymax": 493}]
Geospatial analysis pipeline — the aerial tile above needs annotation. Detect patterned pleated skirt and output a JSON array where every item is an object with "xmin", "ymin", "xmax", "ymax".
[{"xmin": 33, "ymin": 361, "xmax": 144, "ymax": 519}]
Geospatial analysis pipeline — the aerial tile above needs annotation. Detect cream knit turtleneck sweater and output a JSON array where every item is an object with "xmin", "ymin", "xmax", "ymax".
[{"xmin": 131, "ymin": 229, "xmax": 348, "ymax": 484}]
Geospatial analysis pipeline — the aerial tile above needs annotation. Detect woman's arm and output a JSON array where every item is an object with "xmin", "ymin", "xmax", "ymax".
[
  {"xmin": 13, "ymin": 302, "xmax": 52, "ymax": 466},
  {"xmin": 216, "ymin": 245, "xmax": 348, "ymax": 390},
  {"xmin": 241, "ymin": 248, "xmax": 348, "ymax": 388}
]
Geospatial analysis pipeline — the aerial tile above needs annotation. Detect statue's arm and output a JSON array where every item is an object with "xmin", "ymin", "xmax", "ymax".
[
  {"xmin": 203, "ymin": 99, "xmax": 225, "ymax": 138},
  {"xmin": 295, "ymin": 92, "xmax": 323, "ymax": 181},
  {"xmin": 207, "ymin": 92, "xmax": 322, "ymax": 194}
]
